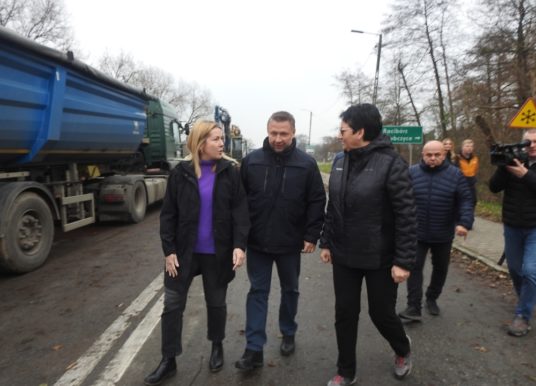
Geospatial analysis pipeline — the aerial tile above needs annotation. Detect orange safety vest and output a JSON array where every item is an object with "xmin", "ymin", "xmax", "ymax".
[{"xmin": 458, "ymin": 155, "xmax": 479, "ymax": 177}]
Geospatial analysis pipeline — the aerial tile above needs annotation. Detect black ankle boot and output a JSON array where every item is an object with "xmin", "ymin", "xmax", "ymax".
[
  {"xmin": 280, "ymin": 335, "xmax": 295, "ymax": 356},
  {"xmin": 235, "ymin": 349, "xmax": 263, "ymax": 371},
  {"xmin": 144, "ymin": 357, "xmax": 177, "ymax": 386},
  {"xmin": 209, "ymin": 342, "xmax": 224, "ymax": 372}
]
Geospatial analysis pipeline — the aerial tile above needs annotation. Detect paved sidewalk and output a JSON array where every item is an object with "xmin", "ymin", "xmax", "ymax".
[
  {"xmin": 321, "ymin": 172, "xmax": 507, "ymax": 273},
  {"xmin": 453, "ymin": 217, "xmax": 508, "ymax": 273}
]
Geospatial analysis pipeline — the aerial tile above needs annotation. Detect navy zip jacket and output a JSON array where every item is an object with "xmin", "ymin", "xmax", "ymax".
[
  {"xmin": 240, "ymin": 138, "xmax": 326, "ymax": 254},
  {"xmin": 409, "ymin": 160, "xmax": 474, "ymax": 243}
]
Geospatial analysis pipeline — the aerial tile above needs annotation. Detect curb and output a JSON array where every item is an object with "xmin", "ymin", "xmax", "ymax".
[{"xmin": 451, "ymin": 244, "xmax": 509, "ymax": 273}]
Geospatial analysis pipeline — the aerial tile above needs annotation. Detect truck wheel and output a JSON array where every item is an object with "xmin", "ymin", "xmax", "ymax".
[
  {"xmin": 127, "ymin": 180, "xmax": 147, "ymax": 223},
  {"xmin": 0, "ymin": 192, "xmax": 54, "ymax": 273}
]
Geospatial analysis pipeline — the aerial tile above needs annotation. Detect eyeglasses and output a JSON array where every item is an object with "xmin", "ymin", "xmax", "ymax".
[{"xmin": 339, "ymin": 128, "xmax": 351, "ymax": 135}]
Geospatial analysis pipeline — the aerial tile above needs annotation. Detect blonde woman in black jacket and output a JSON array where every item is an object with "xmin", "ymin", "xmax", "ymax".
[{"xmin": 144, "ymin": 120, "xmax": 250, "ymax": 385}]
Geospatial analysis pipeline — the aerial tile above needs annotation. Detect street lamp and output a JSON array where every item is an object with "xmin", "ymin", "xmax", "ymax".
[
  {"xmin": 351, "ymin": 29, "xmax": 382, "ymax": 105},
  {"xmin": 302, "ymin": 109, "xmax": 313, "ymax": 146}
]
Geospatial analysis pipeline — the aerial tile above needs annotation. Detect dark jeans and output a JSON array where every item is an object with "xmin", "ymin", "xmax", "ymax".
[
  {"xmin": 333, "ymin": 263, "xmax": 410, "ymax": 379},
  {"xmin": 245, "ymin": 249, "xmax": 300, "ymax": 351},
  {"xmin": 407, "ymin": 241, "xmax": 452, "ymax": 310},
  {"xmin": 161, "ymin": 253, "xmax": 228, "ymax": 357}
]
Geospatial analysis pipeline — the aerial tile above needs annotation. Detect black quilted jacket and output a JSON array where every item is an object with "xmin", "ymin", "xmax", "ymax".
[{"xmin": 320, "ymin": 135, "xmax": 417, "ymax": 270}]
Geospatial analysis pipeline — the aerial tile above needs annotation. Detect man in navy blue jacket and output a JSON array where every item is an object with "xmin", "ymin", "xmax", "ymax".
[
  {"xmin": 399, "ymin": 140, "xmax": 474, "ymax": 322},
  {"xmin": 235, "ymin": 111, "xmax": 326, "ymax": 370}
]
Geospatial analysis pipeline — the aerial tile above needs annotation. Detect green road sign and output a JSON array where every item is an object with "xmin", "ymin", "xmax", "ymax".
[{"xmin": 383, "ymin": 126, "xmax": 423, "ymax": 144}]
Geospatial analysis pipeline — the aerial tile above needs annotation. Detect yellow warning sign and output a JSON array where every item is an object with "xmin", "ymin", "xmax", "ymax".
[{"xmin": 508, "ymin": 97, "xmax": 536, "ymax": 129}]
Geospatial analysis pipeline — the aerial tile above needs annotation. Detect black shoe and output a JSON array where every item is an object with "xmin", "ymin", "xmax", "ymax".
[
  {"xmin": 144, "ymin": 357, "xmax": 177, "ymax": 386},
  {"xmin": 426, "ymin": 299, "xmax": 440, "ymax": 315},
  {"xmin": 399, "ymin": 306, "xmax": 422, "ymax": 322},
  {"xmin": 209, "ymin": 342, "xmax": 224, "ymax": 372},
  {"xmin": 280, "ymin": 335, "xmax": 295, "ymax": 356},
  {"xmin": 235, "ymin": 349, "xmax": 263, "ymax": 371}
]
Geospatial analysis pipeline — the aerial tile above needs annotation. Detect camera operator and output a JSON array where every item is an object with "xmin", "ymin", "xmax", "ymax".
[{"xmin": 489, "ymin": 129, "xmax": 536, "ymax": 337}]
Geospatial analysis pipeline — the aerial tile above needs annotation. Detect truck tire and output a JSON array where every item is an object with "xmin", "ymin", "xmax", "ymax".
[
  {"xmin": 127, "ymin": 180, "xmax": 147, "ymax": 223},
  {"xmin": 0, "ymin": 192, "xmax": 54, "ymax": 273}
]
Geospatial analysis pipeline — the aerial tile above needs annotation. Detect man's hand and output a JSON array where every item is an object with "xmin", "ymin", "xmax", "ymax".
[
  {"xmin": 506, "ymin": 159, "xmax": 528, "ymax": 178},
  {"xmin": 455, "ymin": 225, "xmax": 468, "ymax": 239},
  {"xmin": 320, "ymin": 248, "xmax": 332, "ymax": 263},
  {"xmin": 391, "ymin": 265, "xmax": 410, "ymax": 283},
  {"xmin": 232, "ymin": 248, "xmax": 246, "ymax": 270},
  {"xmin": 165, "ymin": 253, "xmax": 179, "ymax": 277},
  {"xmin": 302, "ymin": 241, "xmax": 316, "ymax": 253}
]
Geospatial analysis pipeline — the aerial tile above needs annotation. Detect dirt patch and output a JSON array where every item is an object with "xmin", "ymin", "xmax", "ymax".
[{"xmin": 451, "ymin": 249, "xmax": 515, "ymax": 303}]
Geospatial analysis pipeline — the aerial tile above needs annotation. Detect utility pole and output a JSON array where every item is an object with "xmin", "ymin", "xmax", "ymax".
[
  {"xmin": 351, "ymin": 29, "xmax": 383, "ymax": 105},
  {"xmin": 308, "ymin": 110, "xmax": 312, "ymax": 146}
]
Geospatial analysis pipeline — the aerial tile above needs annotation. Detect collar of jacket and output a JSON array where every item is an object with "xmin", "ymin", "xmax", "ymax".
[
  {"xmin": 419, "ymin": 159, "xmax": 449, "ymax": 172},
  {"xmin": 345, "ymin": 133, "xmax": 393, "ymax": 161},
  {"xmin": 459, "ymin": 152, "xmax": 474, "ymax": 161},
  {"xmin": 178, "ymin": 158, "xmax": 234, "ymax": 178},
  {"xmin": 262, "ymin": 137, "xmax": 297, "ymax": 160}
]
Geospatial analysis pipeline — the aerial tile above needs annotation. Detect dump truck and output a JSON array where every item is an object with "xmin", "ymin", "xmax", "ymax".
[{"xmin": 0, "ymin": 26, "xmax": 184, "ymax": 273}]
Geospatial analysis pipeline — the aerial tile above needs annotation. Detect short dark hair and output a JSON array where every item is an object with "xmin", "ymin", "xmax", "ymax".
[
  {"xmin": 267, "ymin": 111, "xmax": 295, "ymax": 131},
  {"xmin": 339, "ymin": 104, "xmax": 382, "ymax": 141}
]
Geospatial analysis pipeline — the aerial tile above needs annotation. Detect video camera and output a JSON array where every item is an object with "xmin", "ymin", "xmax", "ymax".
[{"xmin": 490, "ymin": 139, "xmax": 530, "ymax": 166}]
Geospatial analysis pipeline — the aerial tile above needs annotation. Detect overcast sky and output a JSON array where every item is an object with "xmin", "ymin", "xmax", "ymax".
[{"xmin": 64, "ymin": 0, "xmax": 390, "ymax": 148}]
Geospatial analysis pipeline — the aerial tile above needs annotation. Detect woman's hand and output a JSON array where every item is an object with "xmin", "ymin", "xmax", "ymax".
[
  {"xmin": 391, "ymin": 265, "xmax": 410, "ymax": 283},
  {"xmin": 165, "ymin": 253, "xmax": 179, "ymax": 277},
  {"xmin": 233, "ymin": 248, "xmax": 246, "ymax": 270},
  {"xmin": 320, "ymin": 248, "xmax": 332, "ymax": 263}
]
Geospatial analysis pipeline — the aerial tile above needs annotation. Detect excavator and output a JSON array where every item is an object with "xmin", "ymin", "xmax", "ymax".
[{"xmin": 214, "ymin": 105, "xmax": 246, "ymax": 161}]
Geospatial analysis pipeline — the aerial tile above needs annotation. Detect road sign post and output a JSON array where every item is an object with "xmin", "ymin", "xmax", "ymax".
[
  {"xmin": 383, "ymin": 126, "xmax": 423, "ymax": 164},
  {"xmin": 382, "ymin": 126, "xmax": 423, "ymax": 144}
]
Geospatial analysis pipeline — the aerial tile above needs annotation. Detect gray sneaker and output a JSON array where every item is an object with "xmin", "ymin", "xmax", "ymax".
[
  {"xmin": 508, "ymin": 314, "xmax": 531, "ymax": 337},
  {"xmin": 327, "ymin": 374, "xmax": 357, "ymax": 386},
  {"xmin": 394, "ymin": 335, "xmax": 412, "ymax": 380}
]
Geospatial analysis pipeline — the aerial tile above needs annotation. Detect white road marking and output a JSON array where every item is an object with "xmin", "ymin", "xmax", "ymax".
[
  {"xmin": 95, "ymin": 284, "xmax": 203, "ymax": 385},
  {"xmin": 53, "ymin": 274, "xmax": 163, "ymax": 386},
  {"xmin": 92, "ymin": 294, "xmax": 164, "ymax": 386}
]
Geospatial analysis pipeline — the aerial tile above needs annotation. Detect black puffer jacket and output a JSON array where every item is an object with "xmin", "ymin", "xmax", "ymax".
[
  {"xmin": 320, "ymin": 135, "xmax": 417, "ymax": 270},
  {"xmin": 160, "ymin": 159, "xmax": 250, "ymax": 290},
  {"xmin": 240, "ymin": 138, "xmax": 326, "ymax": 254},
  {"xmin": 410, "ymin": 160, "xmax": 474, "ymax": 242},
  {"xmin": 489, "ymin": 163, "xmax": 536, "ymax": 227}
]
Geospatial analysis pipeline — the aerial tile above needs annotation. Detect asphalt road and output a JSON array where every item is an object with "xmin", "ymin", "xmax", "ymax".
[{"xmin": 1, "ymin": 205, "xmax": 535, "ymax": 386}]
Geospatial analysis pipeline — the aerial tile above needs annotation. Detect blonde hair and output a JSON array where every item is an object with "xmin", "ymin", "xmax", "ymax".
[
  {"xmin": 442, "ymin": 137, "xmax": 457, "ymax": 163},
  {"xmin": 442, "ymin": 138, "xmax": 454, "ymax": 146},
  {"xmin": 185, "ymin": 120, "xmax": 235, "ymax": 178},
  {"xmin": 462, "ymin": 139, "xmax": 474, "ymax": 146}
]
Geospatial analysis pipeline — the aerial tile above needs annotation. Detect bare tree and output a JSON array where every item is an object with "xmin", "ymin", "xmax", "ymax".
[
  {"xmin": 0, "ymin": 0, "xmax": 74, "ymax": 49},
  {"xmin": 333, "ymin": 69, "xmax": 373, "ymax": 105},
  {"xmin": 398, "ymin": 60, "xmax": 423, "ymax": 127},
  {"xmin": 175, "ymin": 81, "xmax": 213, "ymax": 126},
  {"xmin": 98, "ymin": 50, "xmax": 140, "ymax": 84},
  {"xmin": 96, "ymin": 51, "xmax": 214, "ymax": 127},
  {"xmin": 382, "ymin": 0, "xmax": 463, "ymax": 138},
  {"xmin": 136, "ymin": 65, "xmax": 175, "ymax": 100}
]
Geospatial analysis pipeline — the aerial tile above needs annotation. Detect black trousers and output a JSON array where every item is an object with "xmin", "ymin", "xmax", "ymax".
[
  {"xmin": 333, "ymin": 263, "xmax": 410, "ymax": 379},
  {"xmin": 161, "ymin": 253, "xmax": 228, "ymax": 358},
  {"xmin": 406, "ymin": 241, "xmax": 452, "ymax": 310}
]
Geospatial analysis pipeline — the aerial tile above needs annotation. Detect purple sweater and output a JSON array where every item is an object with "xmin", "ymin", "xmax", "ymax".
[{"xmin": 194, "ymin": 160, "xmax": 216, "ymax": 254}]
